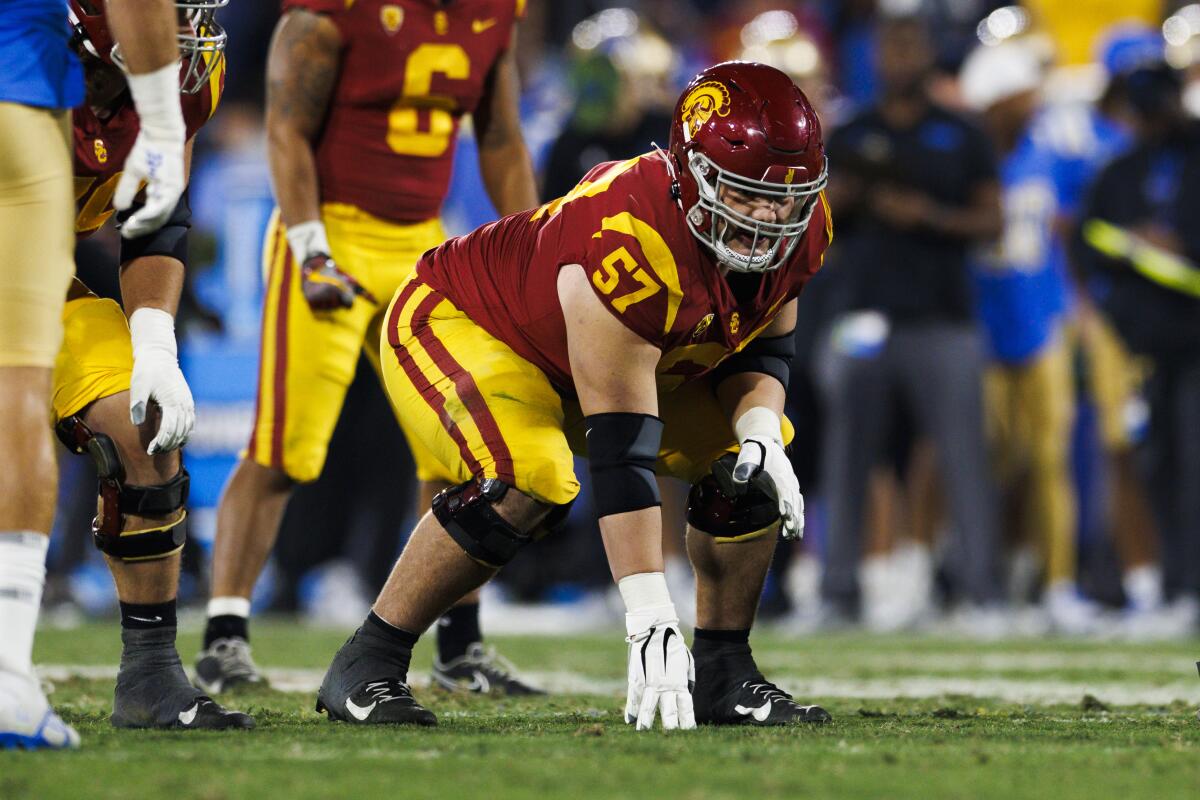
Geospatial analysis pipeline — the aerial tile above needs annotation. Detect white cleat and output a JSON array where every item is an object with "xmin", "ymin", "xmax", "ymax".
[
  {"xmin": 0, "ymin": 670, "xmax": 80, "ymax": 751},
  {"xmin": 1044, "ymin": 583, "xmax": 1105, "ymax": 636}
]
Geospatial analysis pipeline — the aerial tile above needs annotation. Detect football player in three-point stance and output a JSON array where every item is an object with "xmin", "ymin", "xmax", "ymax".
[
  {"xmin": 197, "ymin": 0, "xmax": 541, "ymax": 697},
  {"xmin": 0, "ymin": 0, "xmax": 205, "ymax": 750},
  {"xmin": 53, "ymin": 0, "xmax": 251, "ymax": 731},
  {"xmin": 317, "ymin": 61, "xmax": 833, "ymax": 729}
]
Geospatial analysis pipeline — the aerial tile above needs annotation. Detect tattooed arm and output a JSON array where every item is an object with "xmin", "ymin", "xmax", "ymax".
[
  {"xmin": 265, "ymin": 9, "xmax": 343, "ymax": 228},
  {"xmin": 473, "ymin": 26, "xmax": 538, "ymax": 216}
]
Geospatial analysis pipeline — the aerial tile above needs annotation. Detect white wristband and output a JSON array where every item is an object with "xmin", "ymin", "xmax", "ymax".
[
  {"xmin": 618, "ymin": 572, "xmax": 677, "ymax": 637},
  {"xmin": 125, "ymin": 62, "xmax": 185, "ymax": 138},
  {"xmin": 286, "ymin": 220, "xmax": 332, "ymax": 265},
  {"xmin": 129, "ymin": 307, "xmax": 178, "ymax": 359},
  {"xmin": 734, "ymin": 406, "xmax": 782, "ymax": 444}
]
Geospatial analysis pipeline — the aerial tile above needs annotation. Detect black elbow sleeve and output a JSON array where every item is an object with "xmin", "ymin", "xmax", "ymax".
[{"xmin": 712, "ymin": 332, "xmax": 796, "ymax": 389}]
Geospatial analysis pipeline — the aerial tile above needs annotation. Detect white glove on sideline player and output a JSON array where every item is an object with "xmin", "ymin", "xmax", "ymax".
[
  {"xmin": 619, "ymin": 572, "xmax": 696, "ymax": 731},
  {"xmin": 114, "ymin": 62, "xmax": 186, "ymax": 238},
  {"xmin": 730, "ymin": 406, "xmax": 805, "ymax": 539},
  {"xmin": 129, "ymin": 307, "xmax": 194, "ymax": 455}
]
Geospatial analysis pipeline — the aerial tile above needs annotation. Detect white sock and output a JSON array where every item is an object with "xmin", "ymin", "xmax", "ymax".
[
  {"xmin": 207, "ymin": 596, "xmax": 251, "ymax": 619},
  {"xmin": 0, "ymin": 532, "xmax": 49, "ymax": 677}
]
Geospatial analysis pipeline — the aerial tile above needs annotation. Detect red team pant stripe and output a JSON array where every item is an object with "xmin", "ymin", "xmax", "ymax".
[
  {"xmin": 269, "ymin": 246, "xmax": 293, "ymax": 468},
  {"xmin": 387, "ymin": 284, "xmax": 483, "ymax": 476},
  {"xmin": 409, "ymin": 292, "xmax": 516, "ymax": 484}
]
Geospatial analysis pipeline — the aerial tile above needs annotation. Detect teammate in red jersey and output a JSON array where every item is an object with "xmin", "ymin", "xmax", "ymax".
[
  {"xmin": 40, "ymin": 1, "xmax": 253, "ymax": 731},
  {"xmin": 198, "ymin": 0, "xmax": 541, "ymax": 696},
  {"xmin": 316, "ymin": 61, "xmax": 834, "ymax": 729}
]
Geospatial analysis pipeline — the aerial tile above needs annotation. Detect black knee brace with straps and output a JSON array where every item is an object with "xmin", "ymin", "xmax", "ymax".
[
  {"xmin": 687, "ymin": 453, "xmax": 781, "ymax": 542},
  {"xmin": 432, "ymin": 477, "xmax": 534, "ymax": 568},
  {"xmin": 55, "ymin": 415, "xmax": 189, "ymax": 561}
]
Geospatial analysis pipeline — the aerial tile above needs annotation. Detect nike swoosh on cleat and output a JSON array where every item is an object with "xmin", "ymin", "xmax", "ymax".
[
  {"xmin": 734, "ymin": 701, "xmax": 772, "ymax": 722},
  {"xmin": 178, "ymin": 703, "xmax": 199, "ymax": 726},
  {"xmin": 344, "ymin": 697, "xmax": 377, "ymax": 721},
  {"xmin": 472, "ymin": 18, "xmax": 496, "ymax": 33},
  {"xmin": 464, "ymin": 671, "xmax": 491, "ymax": 694}
]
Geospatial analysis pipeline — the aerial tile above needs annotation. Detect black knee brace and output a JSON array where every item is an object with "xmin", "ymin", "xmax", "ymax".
[
  {"xmin": 56, "ymin": 415, "xmax": 189, "ymax": 561},
  {"xmin": 432, "ymin": 477, "xmax": 534, "ymax": 568},
  {"xmin": 687, "ymin": 454, "xmax": 781, "ymax": 543}
]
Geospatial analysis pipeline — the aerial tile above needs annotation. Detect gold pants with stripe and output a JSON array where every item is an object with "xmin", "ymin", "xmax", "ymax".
[
  {"xmin": 381, "ymin": 275, "xmax": 794, "ymax": 506},
  {"xmin": 249, "ymin": 204, "xmax": 449, "ymax": 482},
  {"xmin": 0, "ymin": 103, "xmax": 74, "ymax": 367},
  {"xmin": 51, "ymin": 285, "xmax": 134, "ymax": 422},
  {"xmin": 985, "ymin": 335, "xmax": 1076, "ymax": 584}
]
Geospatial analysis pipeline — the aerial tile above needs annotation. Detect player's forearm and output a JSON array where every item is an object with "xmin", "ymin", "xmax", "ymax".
[
  {"xmin": 267, "ymin": 125, "xmax": 323, "ymax": 228},
  {"xmin": 104, "ymin": 0, "xmax": 179, "ymax": 74},
  {"xmin": 717, "ymin": 371, "xmax": 786, "ymax": 432},
  {"xmin": 479, "ymin": 138, "xmax": 538, "ymax": 216},
  {"xmin": 120, "ymin": 256, "xmax": 184, "ymax": 318},
  {"xmin": 264, "ymin": 9, "xmax": 341, "ymax": 228},
  {"xmin": 599, "ymin": 507, "xmax": 666, "ymax": 582}
]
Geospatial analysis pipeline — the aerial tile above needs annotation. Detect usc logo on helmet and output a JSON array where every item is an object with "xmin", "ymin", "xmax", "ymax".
[
  {"xmin": 93, "ymin": 138, "xmax": 107, "ymax": 164},
  {"xmin": 680, "ymin": 81, "xmax": 730, "ymax": 139}
]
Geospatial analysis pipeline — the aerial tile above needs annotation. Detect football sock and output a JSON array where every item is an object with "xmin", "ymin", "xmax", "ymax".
[
  {"xmin": 692, "ymin": 627, "xmax": 754, "ymax": 669},
  {"xmin": 120, "ymin": 599, "xmax": 178, "ymax": 631},
  {"xmin": 436, "ymin": 602, "xmax": 482, "ymax": 663},
  {"xmin": 365, "ymin": 611, "xmax": 420, "ymax": 649},
  {"xmin": 204, "ymin": 596, "xmax": 251, "ymax": 647},
  {"xmin": 362, "ymin": 611, "xmax": 420, "ymax": 675},
  {"xmin": 0, "ymin": 531, "xmax": 49, "ymax": 677}
]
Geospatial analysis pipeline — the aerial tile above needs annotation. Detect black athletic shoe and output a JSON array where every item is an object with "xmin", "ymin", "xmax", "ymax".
[
  {"xmin": 694, "ymin": 652, "xmax": 830, "ymax": 726},
  {"xmin": 172, "ymin": 697, "xmax": 256, "ymax": 730},
  {"xmin": 695, "ymin": 675, "xmax": 831, "ymax": 726},
  {"xmin": 316, "ymin": 629, "xmax": 436, "ymax": 726},
  {"xmin": 431, "ymin": 643, "xmax": 545, "ymax": 696},
  {"xmin": 112, "ymin": 627, "xmax": 256, "ymax": 730},
  {"xmin": 195, "ymin": 637, "xmax": 267, "ymax": 694}
]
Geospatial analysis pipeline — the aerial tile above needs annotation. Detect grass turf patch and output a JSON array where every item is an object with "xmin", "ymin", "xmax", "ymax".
[{"xmin": 3, "ymin": 622, "xmax": 1197, "ymax": 799}]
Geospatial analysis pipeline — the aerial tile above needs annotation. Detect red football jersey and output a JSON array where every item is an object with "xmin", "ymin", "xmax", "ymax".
[
  {"xmin": 282, "ymin": 0, "xmax": 523, "ymax": 223},
  {"xmin": 73, "ymin": 62, "xmax": 224, "ymax": 238},
  {"xmin": 418, "ymin": 151, "xmax": 833, "ymax": 394}
]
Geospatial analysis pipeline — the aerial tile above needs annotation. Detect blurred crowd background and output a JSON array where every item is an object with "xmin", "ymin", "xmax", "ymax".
[{"xmin": 54, "ymin": 0, "xmax": 1200, "ymax": 640}]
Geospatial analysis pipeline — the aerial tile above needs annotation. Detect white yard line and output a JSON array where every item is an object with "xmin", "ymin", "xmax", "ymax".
[
  {"xmin": 755, "ymin": 651, "xmax": 1200, "ymax": 676},
  {"xmin": 37, "ymin": 665, "xmax": 1200, "ymax": 705}
]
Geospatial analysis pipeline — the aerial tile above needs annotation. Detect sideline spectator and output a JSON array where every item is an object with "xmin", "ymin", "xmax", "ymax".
[
  {"xmin": 818, "ymin": 13, "xmax": 1005, "ymax": 626},
  {"xmin": 960, "ymin": 40, "xmax": 1098, "ymax": 632},
  {"xmin": 1075, "ymin": 60, "xmax": 1200, "ymax": 635}
]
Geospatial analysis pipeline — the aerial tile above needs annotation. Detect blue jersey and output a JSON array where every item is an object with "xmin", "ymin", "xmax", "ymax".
[
  {"xmin": 0, "ymin": 0, "xmax": 83, "ymax": 109},
  {"xmin": 973, "ymin": 106, "xmax": 1129, "ymax": 364}
]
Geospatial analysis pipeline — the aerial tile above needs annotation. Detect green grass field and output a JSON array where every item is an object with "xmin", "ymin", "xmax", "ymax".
[{"xmin": 3, "ymin": 621, "xmax": 1199, "ymax": 799}]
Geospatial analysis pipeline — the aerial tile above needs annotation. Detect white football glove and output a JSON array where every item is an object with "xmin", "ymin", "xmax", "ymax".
[
  {"xmin": 129, "ymin": 308, "xmax": 195, "ymax": 455},
  {"xmin": 618, "ymin": 573, "xmax": 696, "ymax": 731},
  {"xmin": 114, "ymin": 62, "xmax": 186, "ymax": 239},
  {"xmin": 727, "ymin": 407, "xmax": 805, "ymax": 540}
]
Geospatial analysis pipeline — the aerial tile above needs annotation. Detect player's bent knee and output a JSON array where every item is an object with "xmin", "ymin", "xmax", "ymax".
[
  {"xmin": 432, "ymin": 477, "xmax": 555, "ymax": 568},
  {"xmin": 56, "ymin": 414, "xmax": 188, "ymax": 562},
  {"xmin": 686, "ymin": 454, "xmax": 780, "ymax": 543}
]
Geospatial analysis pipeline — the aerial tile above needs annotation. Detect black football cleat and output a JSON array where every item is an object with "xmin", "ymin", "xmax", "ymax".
[
  {"xmin": 692, "ymin": 645, "xmax": 830, "ymax": 727},
  {"xmin": 694, "ymin": 674, "xmax": 831, "ymax": 726},
  {"xmin": 112, "ymin": 627, "xmax": 256, "ymax": 730},
  {"xmin": 431, "ymin": 643, "xmax": 545, "ymax": 697},
  {"xmin": 195, "ymin": 637, "xmax": 267, "ymax": 694},
  {"xmin": 316, "ymin": 628, "xmax": 436, "ymax": 726},
  {"xmin": 172, "ymin": 697, "xmax": 256, "ymax": 730}
]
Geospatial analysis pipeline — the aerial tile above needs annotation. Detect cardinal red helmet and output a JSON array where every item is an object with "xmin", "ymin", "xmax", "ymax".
[
  {"xmin": 67, "ymin": 0, "xmax": 227, "ymax": 95},
  {"xmin": 668, "ymin": 61, "xmax": 827, "ymax": 273}
]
